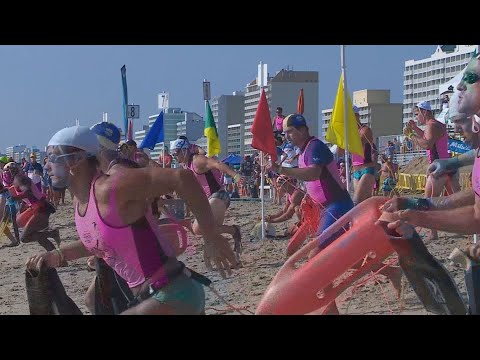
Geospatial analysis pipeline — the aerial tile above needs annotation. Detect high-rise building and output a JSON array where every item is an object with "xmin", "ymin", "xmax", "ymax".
[
  {"xmin": 403, "ymin": 45, "xmax": 479, "ymax": 125},
  {"xmin": 243, "ymin": 68, "xmax": 319, "ymax": 155},
  {"xmin": 135, "ymin": 108, "xmax": 203, "ymax": 160},
  {"xmin": 176, "ymin": 112, "xmax": 204, "ymax": 143},
  {"xmin": 210, "ymin": 92, "xmax": 244, "ymax": 159},
  {"xmin": 322, "ymin": 89, "xmax": 402, "ymax": 146},
  {"xmin": 6, "ymin": 145, "xmax": 26, "ymax": 160},
  {"xmin": 227, "ymin": 123, "xmax": 245, "ymax": 156}
]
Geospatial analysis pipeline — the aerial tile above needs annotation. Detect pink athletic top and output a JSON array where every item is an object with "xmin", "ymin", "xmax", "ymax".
[
  {"xmin": 75, "ymin": 174, "xmax": 175, "ymax": 288},
  {"xmin": 299, "ymin": 137, "xmax": 349, "ymax": 205},
  {"xmin": 473, "ymin": 151, "xmax": 480, "ymax": 199},
  {"xmin": 427, "ymin": 122, "xmax": 449, "ymax": 163},
  {"xmin": 187, "ymin": 155, "xmax": 223, "ymax": 197},
  {"xmin": 274, "ymin": 115, "xmax": 285, "ymax": 132}
]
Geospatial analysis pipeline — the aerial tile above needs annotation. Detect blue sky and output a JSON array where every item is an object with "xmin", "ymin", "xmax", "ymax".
[{"xmin": 0, "ymin": 45, "xmax": 437, "ymax": 152}]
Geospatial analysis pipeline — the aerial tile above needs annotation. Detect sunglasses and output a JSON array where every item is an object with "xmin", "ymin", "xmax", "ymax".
[
  {"xmin": 462, "ymin": 71, "xmax": 480, "ymax": 85},
  {"xmin": 47, "ymin": 152, "xmax": 85, "ymax": 164}
]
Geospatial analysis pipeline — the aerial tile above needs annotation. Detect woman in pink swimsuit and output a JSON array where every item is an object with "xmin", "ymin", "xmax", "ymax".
[{"xmin": 26, "ymin": 126, "xmax": 236, "ymax": 315}]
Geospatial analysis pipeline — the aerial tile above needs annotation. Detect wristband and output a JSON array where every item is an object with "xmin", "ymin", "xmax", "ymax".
[
  {"xmin": 54, "ymin": 248, "xmax": 65, "ymax": 266},
  {"xmin": 405, "ymin": 197, "xmax": 430, "ymax": 211}
]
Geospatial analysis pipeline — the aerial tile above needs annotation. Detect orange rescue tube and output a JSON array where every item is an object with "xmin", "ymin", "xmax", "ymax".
[
  {"xmin": 16, "ymin": 207, "xmax": 36, "ymax": 229},
  {"xmin": 286, "ymin": 222, "xmax": 310, "ymax": 257},
  {"xmin": 286, "ymin": 196, "xmax": 322, "ymax": 256},
  {"xmin": 256, "ymin": 196, "xmax": 395, "ymax": 315}
]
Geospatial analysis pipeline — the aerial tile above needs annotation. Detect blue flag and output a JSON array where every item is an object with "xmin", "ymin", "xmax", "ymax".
[
  {"xmin": 140, "ymin": 112, "xmax": 164, "ymax": 150},
  {"xmin": 121, "ymin": 65, "xmax": 128, "ymax": 140}
]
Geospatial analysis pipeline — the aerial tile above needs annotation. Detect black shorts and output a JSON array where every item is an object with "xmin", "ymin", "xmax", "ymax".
[
  {"xmin": 52, "ymin": 186, "xmax": 66, "ymax": 192},
  {"xmin": 209, "ymin": 189, "xmax": 231, "ymax": 209}
]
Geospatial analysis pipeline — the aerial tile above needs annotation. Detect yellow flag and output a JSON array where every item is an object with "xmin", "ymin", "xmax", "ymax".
[{"xmin": 326, "ymin": 74, "xmax": 364, "ymax": 157}]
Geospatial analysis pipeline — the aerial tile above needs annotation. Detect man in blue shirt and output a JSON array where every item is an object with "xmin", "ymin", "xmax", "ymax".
[{"xmin": 23, "ymin": 153, "xmax": 43, "ymax": 192}]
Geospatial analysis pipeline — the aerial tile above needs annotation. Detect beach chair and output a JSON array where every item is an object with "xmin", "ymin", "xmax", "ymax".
[
  {"xmin": 413, "ymin": 174, "xmax": 427, "ymax": 193},
  {"xmin": 395, "ymin": 173, "xmax": 414, "ymax": 194}
]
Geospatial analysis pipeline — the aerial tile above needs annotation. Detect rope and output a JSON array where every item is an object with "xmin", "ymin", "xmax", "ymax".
[
  {"xmin": 343, "ymin": 257, "xmax": 400, "ymax": 314},
  {"xmin": 206, "ymin": 284, "xmax": 253, "ymax": 315}
]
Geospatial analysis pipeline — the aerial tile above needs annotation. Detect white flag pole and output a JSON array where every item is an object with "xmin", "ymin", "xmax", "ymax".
[
  {"xmin": 341, "ymin": 45, "xmax": 351, "ymax": 193},
  {"xmin": 162, "ymin": 142, "xmax": 165, "ymax": 168}
]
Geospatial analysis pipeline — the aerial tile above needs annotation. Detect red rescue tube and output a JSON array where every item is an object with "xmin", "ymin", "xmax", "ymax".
[{"xmin": 256, "ymin": 197, "xmax": 395, "ymax": 315}]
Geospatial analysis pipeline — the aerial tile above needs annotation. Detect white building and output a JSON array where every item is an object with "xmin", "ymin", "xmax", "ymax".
[
  {"xmin": 243, "ymin": 68, "xmax": 319, "ymax": 155},
  {"xmin": 6, "ymin": 145, "xmax": 26, "ymax": 160},
  {"xmin": 210, "ymin": 92, "xmax": 244, "ymax": 159},
  {"xmin": 403, "ymin": 45, "xmax": 479, "ymax": 125},
  {"xmin": 135, "ymin": 108, "xmax": 201, "ymax": 160},
  {"xmin": 227, "ymin": 123, "xmax": 245, "ymax": 157}
]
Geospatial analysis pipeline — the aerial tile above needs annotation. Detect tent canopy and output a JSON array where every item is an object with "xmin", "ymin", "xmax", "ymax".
[
  {"xmin": 222, "ymin": 154, "xmax": 243, "ymax": 165},
  {"xmin": 439, "ymin": 66, "xmax": 466, "ymax": 95}
]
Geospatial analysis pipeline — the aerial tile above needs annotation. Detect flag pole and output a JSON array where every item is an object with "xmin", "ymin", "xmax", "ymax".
[
  {"xmin": 341, "ymin": 45, "xmax": 351, "ymax": 193},
  {"xmin": 162, "ymin": 142, "xmax": 165, "ymax": 168},
  {"xmin": 259, "ymin": 63, "xmax": 266, "ymax": 241}
]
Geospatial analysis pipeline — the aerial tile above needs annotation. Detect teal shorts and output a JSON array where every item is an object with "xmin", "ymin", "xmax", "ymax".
[
  {"xmin": 353, "ymin": 167, "xmax": 376, "ymax": 181},
  {"xmin": 152, "ymin": 273, "xmax": 206, "ymax": 314}
]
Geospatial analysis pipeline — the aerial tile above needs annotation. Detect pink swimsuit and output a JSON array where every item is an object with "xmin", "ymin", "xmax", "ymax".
[
  {"xmin": 188, "ymin": 155, "xmax": 223, "ymax": 197},
  {"xmin": 473, "ymin": 151, "xmax": 480, "ymax": 199},
  {"xmin": 427, "ymin": 122, "xmax": 449, "ymax": 163},
  {"xmin": 75, "ymin": 174, "xmax": 175, "ymax": 288},
  {"xmin": 299, "ymin": 137, "xmax": 348, "ymax": 205}
]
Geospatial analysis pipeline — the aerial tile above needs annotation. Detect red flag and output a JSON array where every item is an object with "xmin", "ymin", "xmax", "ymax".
[
  {"xmin": 297, "ymin": 88, "xmax": 304, "ymax": 114},
  {"xmin": 251, "ymin": 89, "xmax": 277, "ymax": 162}
]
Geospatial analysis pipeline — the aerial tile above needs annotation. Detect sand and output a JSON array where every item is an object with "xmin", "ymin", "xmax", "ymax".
[
  {"xmin": 0, "ymin": 196, "xmax": 474, "ymax": 315},
  {"xmin": 399, "ymin": 156, "xmax": 472, "ymax": 176}
]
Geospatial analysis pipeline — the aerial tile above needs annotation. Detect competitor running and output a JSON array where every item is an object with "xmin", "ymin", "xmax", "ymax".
[
  {"xmin": 270, "ymin": 114, "xmax": 401, "ymax": 313},
  {"xmin": 0, "ymin": 156, "xmax": 19, "ymax": 247},
  {"xmin": 171, "ymin": 137, "xmax": 242, "ymax": 263},
  {"xmin": 265, "ymin": 176, "xmax": 304, "ymax": 237},
  {"xmin": 3, "ymin": 162, "xmax": 59, "ymax": 251},
  {"xmin": 26, "ymin": 126, "xmax": 237, "ymax": 315}
]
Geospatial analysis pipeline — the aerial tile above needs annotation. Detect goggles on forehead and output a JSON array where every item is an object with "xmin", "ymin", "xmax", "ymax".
[{"xmin": 47, "ymin": 152, "xmax": 86, "ymax": 164}]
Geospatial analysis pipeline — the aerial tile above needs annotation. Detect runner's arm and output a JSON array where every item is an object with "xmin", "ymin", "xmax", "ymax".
[
  {"xmin": 205, "ymin": 157, "xmax": 238, "ymax": 178},
  {"xmin": 399, "ymin": 202, "xmax": 480, "ymax": 235},
  {"xmin": 411, "ymin": 123, "xmax": 441, "ymax": 149},
  {"xmin": 117, "ymin": 168, "xmax": 217, "ymax": 238},
  {"xmin": 269, "ymin": 204, "xmax": 296, "ymax": 223}
]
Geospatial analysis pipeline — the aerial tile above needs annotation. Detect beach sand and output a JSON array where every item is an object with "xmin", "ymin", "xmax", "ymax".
[{"xmin": 0, "ymin": 196, "xmax": 473, "ymax": 315}]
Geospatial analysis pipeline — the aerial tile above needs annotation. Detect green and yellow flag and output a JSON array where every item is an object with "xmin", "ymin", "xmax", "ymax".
[
  {"xmin": 204, "ymin": 100, "xmax": 221, "ymax": 157},
  {"xmin": 326, "ymin": 73, "xmax": 363, "ymax": 156}
]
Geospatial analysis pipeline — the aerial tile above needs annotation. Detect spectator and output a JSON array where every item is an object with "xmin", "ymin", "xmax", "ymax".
[
  {"xmin": 240, "ymin": 155, "xmax": 254, "ymax": 197},
  {"xmin": 442, "ymin": 94, "xmax": 450, "ymax": 110},
  {"xmin": 272, "ymin": 107, "xmax": 285, "ymax": 135},
  {"xmin": 158, "ymin": 146, "xmax": 173, "ymax": 168},
  {"xmin": 384, "ymin": 141, "xmax": 395, "ymax": 161},
  {"xmin": 393, "ymin": 138, "xmax": 400, "ymax": 153}
]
